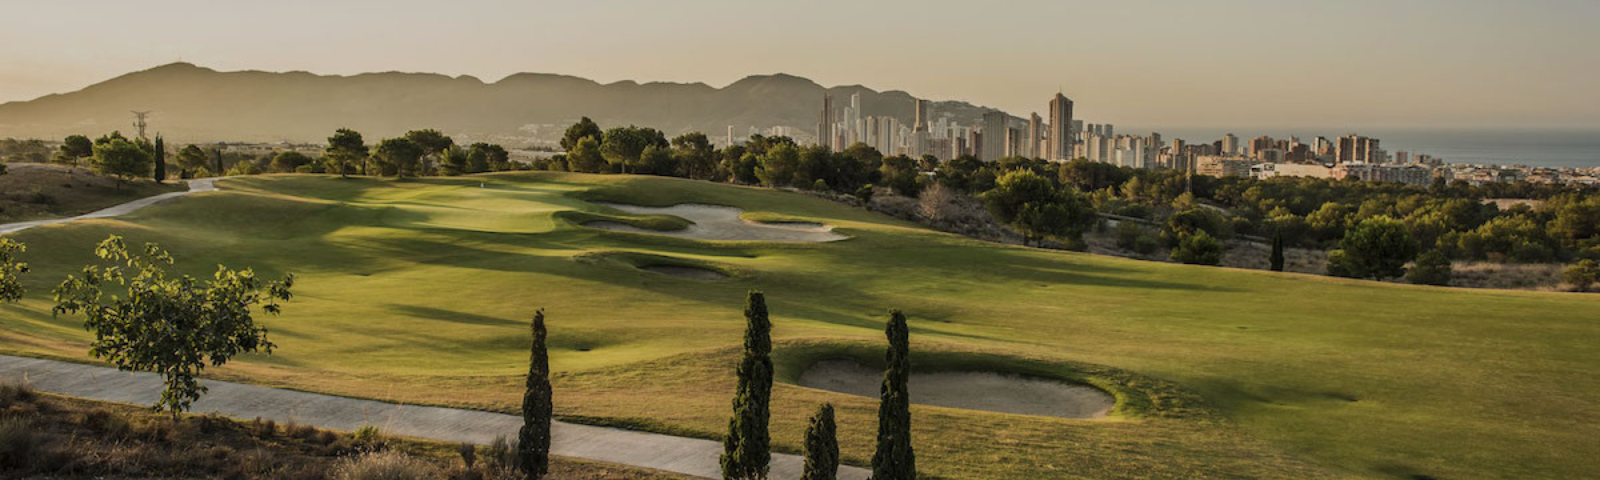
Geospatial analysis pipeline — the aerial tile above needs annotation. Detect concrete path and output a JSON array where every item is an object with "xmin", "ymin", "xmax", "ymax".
[
  {"xmin": 0, "ymin": 177, "xmax": 217, "ymax": 235},
  {"xmin": 0, "ymin": 355, "xmax": 870, "ymax": 479}
]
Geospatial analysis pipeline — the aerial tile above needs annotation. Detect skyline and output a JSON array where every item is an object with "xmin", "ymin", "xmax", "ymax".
[{"xmin": 3, "ymin": 0, "xmax": 1599, "ymax": 131}]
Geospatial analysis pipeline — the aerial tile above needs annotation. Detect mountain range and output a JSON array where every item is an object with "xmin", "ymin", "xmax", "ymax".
[{"xmin": 0, "ymin": 63, "xmax": 1009, "ymax": 146}]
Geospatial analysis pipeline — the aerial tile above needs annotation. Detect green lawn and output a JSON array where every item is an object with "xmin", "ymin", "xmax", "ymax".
[{"xmin": 2, "ymin": 172, "xmax": 1595, "ymax": 480}]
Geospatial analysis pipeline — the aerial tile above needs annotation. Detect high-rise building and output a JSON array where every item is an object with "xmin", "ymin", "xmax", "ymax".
[
  {"xmin": 817, "ymin": 94, "xmax": 834, "ymax": 150},
  {"xmin": 913, "ymin": 99, "xmax": 928, "ymax": 134},
  {"xmin": 981, "ymin": 111, "xmax": 1009, "ymax": 161},
  {"xmin": 1047, "ymin": 94, "xmax": 1074, "ymax": 161},
  {"xmin": 1027, "ymin": 113, "xmax": 1042, "ymax": 159},
  {"xmin": 1221, "ymin": 133, "xmax": 1239, "ymax": 156}
]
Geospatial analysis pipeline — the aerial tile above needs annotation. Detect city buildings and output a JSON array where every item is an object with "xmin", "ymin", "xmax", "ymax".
[{"xmin": 1048, "ymin": 94, "xmax": 1073, "ymax": 161}]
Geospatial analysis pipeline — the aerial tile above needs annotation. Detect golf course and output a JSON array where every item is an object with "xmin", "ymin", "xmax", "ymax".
[{"xmin": 1, "ymin": 172, "xmax": 1595, "ymax": 480}]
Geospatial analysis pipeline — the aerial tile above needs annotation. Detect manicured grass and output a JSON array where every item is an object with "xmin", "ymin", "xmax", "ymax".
[{"xmin": 2, "ymin": 172, "xmax": 1596, "ymax": 480}]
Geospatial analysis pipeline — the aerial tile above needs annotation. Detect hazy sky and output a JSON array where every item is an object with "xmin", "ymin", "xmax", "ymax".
[{"xmin": 2, "ymin": 0, "xmax": 1597, "ymax": 131}]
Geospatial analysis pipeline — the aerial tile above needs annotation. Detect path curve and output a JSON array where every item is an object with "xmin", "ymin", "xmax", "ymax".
[
  {"xmin": 0, "ymin": 177, "xmax": 217, "ymax": 235},
  {"xmin": 0, "ymin": 355, "xmax": 870, "ymax": 480}
]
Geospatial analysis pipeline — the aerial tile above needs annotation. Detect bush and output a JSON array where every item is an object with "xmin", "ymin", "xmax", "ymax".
[
  {"xmin": 1328, "ymin": 216, "xmax": 1420, "ymax": 280},
  {"xmin": 1564, "ymin": 259, "xmax": 1600, "ymax": 292},
  {"xmin": 353, "ymin": 424, "xmax": 384, "ymax": 447},
  {"xmin": 1171, "ymin": 230, "xmax": 1224, "ymax": 265},
  {"xmin": 0, "ymin": 382, "xmax": 35, "ymax": 408},
  {"xmin": 331, "ymin": 451, "xmax": 438, "ymax": 480},
  {"xmin": 1407, "ymin": 250, "xmax": 1454, "ymax": 286}
]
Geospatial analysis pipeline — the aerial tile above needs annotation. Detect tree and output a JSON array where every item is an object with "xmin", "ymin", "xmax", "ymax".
[
  {"xmin": 567, "ymin": 137, "xmax": 607, "ymax": 173},
  {"xmin": 755, "ymin": 144, "xmax": 800, "ymax": 187},
  {"xmin": 1407, "ymin": 249, "xmax": 1454, "ymax": 286},
  {"xmin": 634, "ymin": 144, "xmax": 677, "ymax": 175},
  {"xmin": 213, "ymin": 148, "xmax": 225, "ymax": 177},
  {"xmin": 1563, "ymin": 259, "xmax": 1600, "ymax": 292},
  {"xmin": 52, "ymin": 236, "xmax": 294, "ymax": 415},
  {"xmin": 518, "ymin": 310, "xmax": 553, "ymax": 479},
  {"xmin": 152, "ymin": 135, "xmax": 167, "ymax": 183},
  {"xmin": 468, "ymin": 143, "xmax": 510, "ymax": 173},
  {"xmin": 1269, "ymin": 230, "xmax": 1286, "ymax": 272},
  {"xmin": 871, "ymin": 310, "xmax": 914, "ymax": 480},
  {"xmin": 375, "ymin": 137, "xmax": 425, "ymax": 178},
  {"xmin": 722, "ymin": 291, "xmax": 773, "ymax": 480},
  {"xmin": 1171, "ymin": 230, "xmax": 1224, "ymax": 265},
  {"xmin": 55, "ymin": 134, "xmax": 93, "ymax": 166},
  {"xmin": 0, "ymin": 239, "xmax": 27, "ymax": 303},
  {"xmin": 983, "ymin": 169, "xmax": 1092, "ymax": 245},
  {"xmin": 561, "ymin": 117, "xmax": 603, "ymax": 152},
  {"xmin": 176, "ymin": 144, "xmax": 209, "ymax": 176},
  {"xmin": 325, "ymin": 128, "xmax": 369, "ymax": 178},
  {"xmin": 404, "ymin": 129, "xmax": 454, "ymax": 174},
  {"xmin": 601, "ymin": 126, "xmax": 666, "ymax": 174},
  {"xmin": 90, "ymin": 137, "xmax": 153, "ymax": 189},
  {"xmin": 800, "ymin": 403, "xmax": 838, "ymax": 480},
  {"xmin": 270, "ymin": 151, "xmax": 313, "ymax": 173},
  {"xmin": 1328, "ymin": 216, "xmax": 1420, "ymax": 280},
  {"xmin": 671, "ymin": 132, "xmax": 716, "ymax": 179}
]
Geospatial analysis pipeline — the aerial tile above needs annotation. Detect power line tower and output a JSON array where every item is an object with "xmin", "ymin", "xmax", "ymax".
[{"xmin": 131, "ymin": 111, "xmax": 152, "ymax": 140}]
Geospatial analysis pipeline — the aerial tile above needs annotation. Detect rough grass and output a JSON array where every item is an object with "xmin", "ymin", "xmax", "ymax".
[
  {"xmin": 1, "ymin": 172, "xmax": 1597, "ymax": 480},
  {"xmin": 0, "ymin": 162, "xmax": 183, "ymax": 222},
  {"xmin": 0, "ymin": 384, "xmax": 690, "ymax": 479}
]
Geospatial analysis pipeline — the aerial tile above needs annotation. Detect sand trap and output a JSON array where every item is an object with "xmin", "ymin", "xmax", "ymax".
[
  {"xmin": 639, "ymin": 265, "xmax": 727, "ymax": 280},
  {"xmin": 797, "ymin": 360, "xmax": 1114, "ymax": 419},
  {"xmin": 588, "ymin": 203, "xmax": 847, "ymax": 242}
]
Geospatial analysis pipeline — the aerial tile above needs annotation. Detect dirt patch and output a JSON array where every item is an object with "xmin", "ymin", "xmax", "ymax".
[
  {"xmin": 797, "ymin": 360, "xmax": 1114, "ymax": 419},
  {"xmin": 589, "ymin": 202, "xmax": 847, "ymax": 242},
  {"xmin": 639, "ymin": 265, "xmax": 727, "ymax": 280}
]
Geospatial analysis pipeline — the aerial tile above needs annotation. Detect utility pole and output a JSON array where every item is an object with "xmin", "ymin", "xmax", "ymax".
[{"xmin": 131, "ymin": 111, "xmax": 152, "ymax": 140}]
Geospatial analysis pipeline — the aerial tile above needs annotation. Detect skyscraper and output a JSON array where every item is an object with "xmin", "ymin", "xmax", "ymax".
[
  {"xmin": 1047, "ymin": 94, "xmax": 1073, "ymax": 161},
  {"xmin": 981, "ymin": 111, "xmax": 1009, "ymax": 161},
  {"xmin": 913, "ymin": 98, "xmax": 928, "ymax": 134},
  {"xmin": 817, "ymin": 94, "xmax": 834, "ymax": 150},
  {"xmin": 1027, "ymin": 113, "xmax": 1042, "ymax": 159}
]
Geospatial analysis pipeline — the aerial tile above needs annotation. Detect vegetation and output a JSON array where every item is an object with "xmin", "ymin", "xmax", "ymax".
[
  {"xmin": 89, "ymin": 133, "xmax": 153, "ymax": 188},
  {"xmin": 2, "ymin": 173, "xmax": 1596, "ymax": 480},
  {"xmin": 1327, "ymin": 216, "xmax": 1420, "ymax": 280},
  {"xmin": 1269, "ymin": 230, "xmax": 1286, "ymax": 272},
  {"xmin": 51, "ymin": 235, "xmax": 295, "ymax": 414},
  {"xmin": 519, "ymin": 310, "xmax": 553, "ymax": 479},
  {"xmin": 722, "ymin": 291, "xmax": 773, "ymax": 480},
  {"xmin": 870, "ymin": 311, "xmax": 914, "ymax": 480},
  {"xmin": 1564, "ymin": 259, "xmax": 1600, "ymax": 291},
  {"xmin": 1407, "ymin": 250, "xmax": 1454, "ymax": 286},
  {"xmin": 1171, "ymin": 230, "xmax": 1224, "ymax": 266},
  {"xmin": 800, "ymin": 404, "xmax": 838, "ymax": 480},
  {"xmin": 0, "ymin": 238, "xmax": 25, "ymax": 302}
]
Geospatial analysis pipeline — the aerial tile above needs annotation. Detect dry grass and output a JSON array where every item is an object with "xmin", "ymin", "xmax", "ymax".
[{"xmin": 0, "ymin": 162, "xmax": 182, "ymax": 222}]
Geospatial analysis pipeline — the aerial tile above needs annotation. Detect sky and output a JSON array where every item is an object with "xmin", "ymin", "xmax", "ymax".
[{"xmin": 2, "ymin": 0, "xmax": 1598, "ymax": 132}]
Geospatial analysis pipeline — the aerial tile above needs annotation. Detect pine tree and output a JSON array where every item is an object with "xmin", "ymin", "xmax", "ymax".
[
  {"xmin": 152, "ymin": 135, "xmax": 167, "ymax": 183},
  {"xmin": 722, "ymin": 291, "xmax": 773, "ymax": 480},
  {"xmin": 518, "ymin": 310, "xmax": 552, "ymax": 480},
  {"xmin": 801, "ymin": 404, "xmax": 839, "ymax": 480},
  {"xmin": 1269, "ymin": 230, "xmax": 1286, "ymax": 272},
  {"xmin": 871, "ymin": 311, "xmax": 914, "ymax": 480}
]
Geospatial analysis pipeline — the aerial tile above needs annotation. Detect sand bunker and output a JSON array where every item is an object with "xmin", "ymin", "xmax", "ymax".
[
  {"xmin": 797, "ymin": 360, "xmax": 1114, "ymax": 419},
  {"xmin": 639, "ymin": 265, "xmax": 728, "ymax": 280},
  {"xmin": 588, "ymin": 203, "xmax": 847, "ymax": 242}
]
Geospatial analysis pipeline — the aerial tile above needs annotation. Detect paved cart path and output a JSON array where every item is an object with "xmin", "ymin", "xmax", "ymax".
[
  {"xmin": 0, "ymin": 357, "xmax": 870, "ymax": 479},
  {"xmin": 0, "ymin": 177, "xmax": 216, "ymax": 235}
]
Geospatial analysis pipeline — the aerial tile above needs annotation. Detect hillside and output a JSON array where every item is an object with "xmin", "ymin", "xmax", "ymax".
[
  {"xmin": 0, "ymin": 63, "xmax": 1010, "ymax": 145},
  {"xmin": 1, "ymin": 172, "xmax": 1595, "ymax": 480},
  {"xmin": 0, "ymin": 163, "xmax": 182, "ymax": 223}
]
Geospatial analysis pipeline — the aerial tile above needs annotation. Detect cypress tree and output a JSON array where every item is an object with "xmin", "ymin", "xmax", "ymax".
[
  {"xmin": 801, "ymin": 403, "xmax": 838, "ymax": 480},
  {"xmin": 1269, "ymin": 230, "xmax": 1286, "ymax": 272},
  {"xmin": 152, "ymin": 135, "xmax": 166, "ymax": 183},
  {"xmin": 517, "ymin": 309, "xmax": 552, "ymax": 480},
  {"xmin": 722, "ymin": 291, "xmax": 773, "ymax": 480},
  {"xmin": 212, "ymin": 148, "xmax": 224, "ymax": 177},
  {"xmin": 871, "ymin": 311, "xmax": 914, "ymax": 480}
]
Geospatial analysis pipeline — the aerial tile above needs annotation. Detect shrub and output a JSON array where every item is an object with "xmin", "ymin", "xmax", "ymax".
[
  {"xmin": 1171, "ymin": 230, "xmax": 1224, "ymax": 266},
  {"xmin": 0, "ymin": 382, "xmax": 35, "ymax": 408},
  {"xmin": 457, "ymin": 443, "xmax": 477, "ymax": 469},
  {"xmin": 1564, "ymin": 259, "xmax": 1600, "ymax": 292},
  {"xmin": 331, "ymin": 451, "xmax": 438, "ymax": 480},
  {"xmin": 353, "ymin": 424, "xmax": 384, "ymax": 447},
  {"xmin": 1328, "ymin": 216, "xmax": 1420, "ymax": 280},
  {"xmin": 0, "ymin": 417, "xmax": 40, "ymax": 469},
  {"xmin": 1407, "ymin": 250, "xmax": 1454, "ymax": 286}
]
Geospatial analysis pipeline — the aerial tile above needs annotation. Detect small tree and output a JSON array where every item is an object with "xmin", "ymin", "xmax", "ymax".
[
  {"xmin": 1564, "ymin": 259, "xmax": 1600, "ymax": 292},
  {"xmin": 518, "ymin": 310, "xmax": 552, "ymax": 479},
  {"xmin": 56, "ymin": 134, "xmax": 93, "ymax": 167},
  {"xmin": 1269, "ymin": 230, "xmax": 1286, "ymax": 272},
  {"xmin": 0, "ymin": 239, "xmax": 27, "ymax": 302},
  {"xmin": 1328, "ymin": 216, "xmax": 1420, "ymax": 280},
  {"xmin": 871, "ymin": 311, "xmax": 915, "ymax": 480},
  {"xmin": 376, "ymin": 137, "xmax": 425, "ymax": 178},
  {"xmin": 1407, "ymin": 250, "xmax": 1454, "ymax": 286},
  {"xmin": 801, "ymin": 404, "xmax": 838, "ymax": 480},
  {"xmin": 52, "ymin": 235, "xmax": 294, "ymax": 415},
  {"xmin": 1171, "ymin": 230, "xmax": 1224, "ymax": 266},
  {"xmin": 152, "ymin": 135, "xmax": 167, "ymax": 183},
  {"xmin": 325, "ymin": 128, "xmax": 369, "ymax": 178},
  {"xmin": 90, "ymin": 137, "xmax": 153, "ymax": 189},
  {"xmin": 722, "ymin": 291, "xmax": 773, "ymax": 480}
]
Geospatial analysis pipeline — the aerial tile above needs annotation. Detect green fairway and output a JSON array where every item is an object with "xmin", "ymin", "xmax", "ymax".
[{"xmin": 2, "ymin": 173, "xmax": 1595, "ymax": 480}]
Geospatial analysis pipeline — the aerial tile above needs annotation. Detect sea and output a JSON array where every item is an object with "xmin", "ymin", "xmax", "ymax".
[{"xmin": 1127, "ymin": 127, "xmax": 1600, "ymax": 169}]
